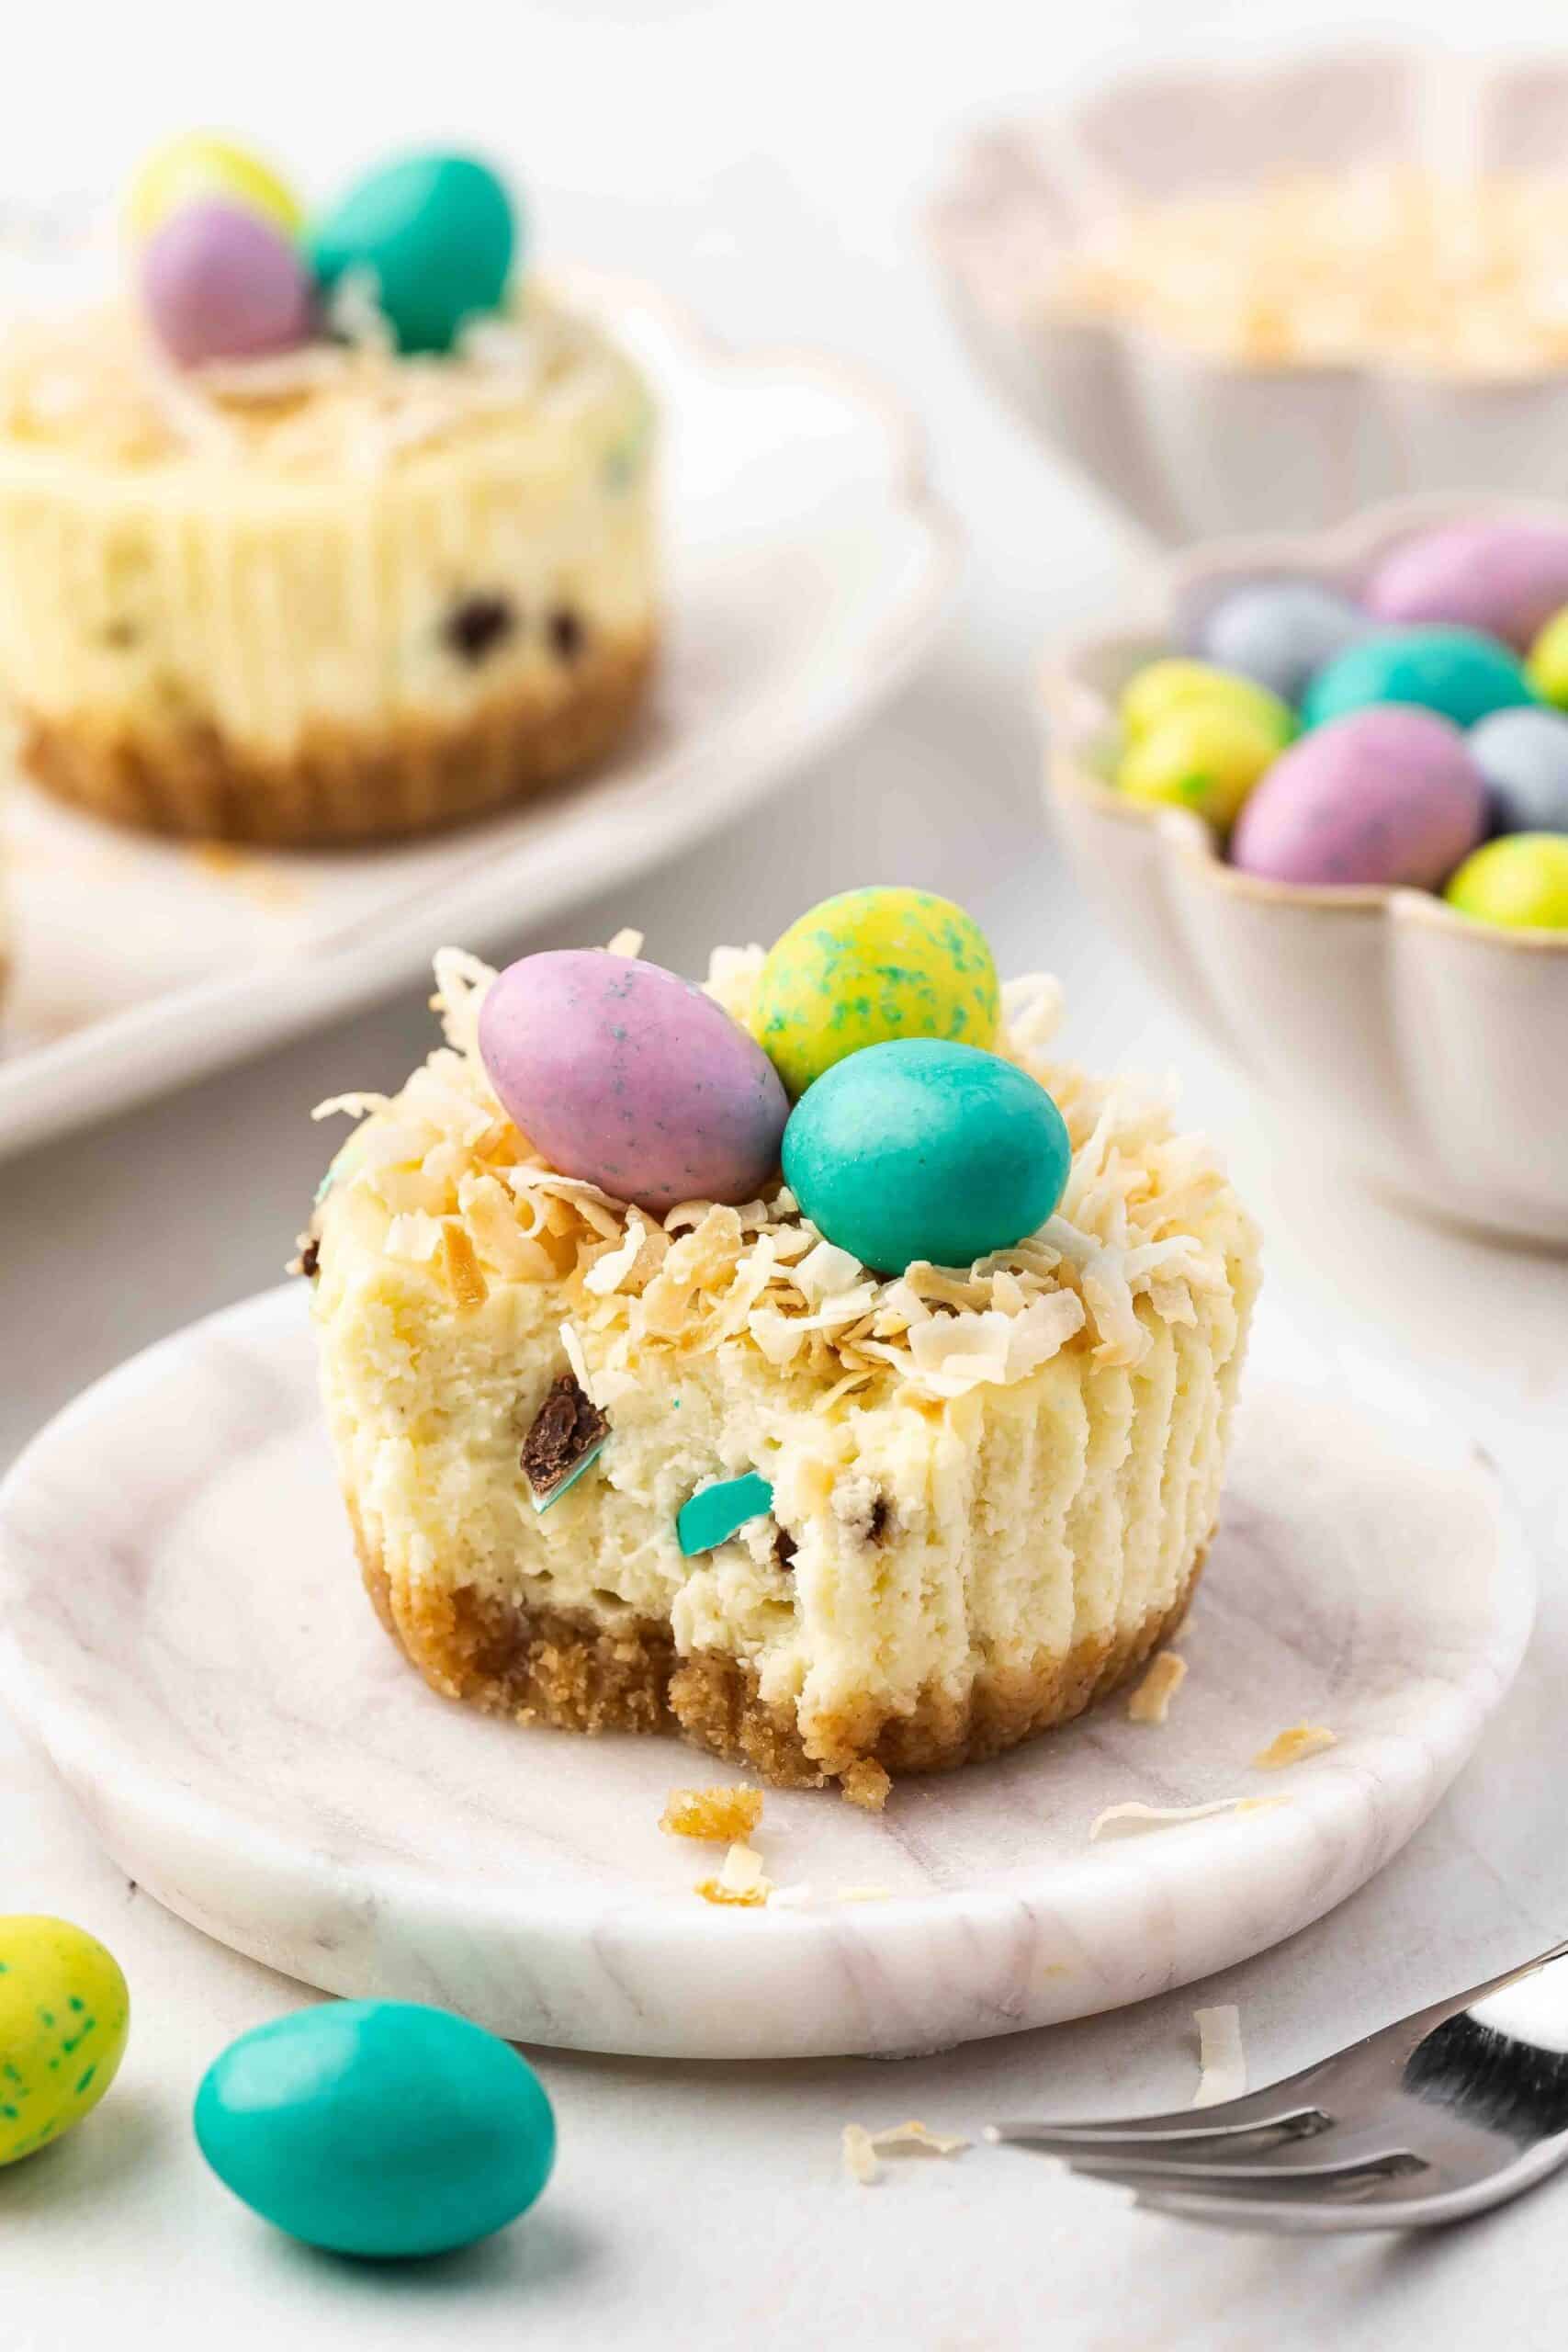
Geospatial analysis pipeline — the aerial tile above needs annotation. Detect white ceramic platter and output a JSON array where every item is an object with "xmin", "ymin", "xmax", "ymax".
[
  {"xmin": 0, "ymin": 268, "xmax": 960, "ymax": 1162},
  {"xmin": 0, "ymin": 1288, "xmax": 1531, "ymax": 2062}
]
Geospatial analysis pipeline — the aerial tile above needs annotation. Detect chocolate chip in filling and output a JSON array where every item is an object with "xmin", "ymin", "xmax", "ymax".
[
  {"xmin": 520, "ymin": 1373, "xmax": 610, "ymax": 1506},
  {"xmin": 444, "ymin": 594, "xmax": 517, "ymax": 664},
  {"xmin": 548, "ymin": 606, "xmax": 585, "ymax": 663}
]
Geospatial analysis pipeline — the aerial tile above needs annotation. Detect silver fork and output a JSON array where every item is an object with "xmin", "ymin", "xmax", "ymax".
[{"xmin": 989, "ymin": 1939, "xmax": 1568, "ymax": 2233}]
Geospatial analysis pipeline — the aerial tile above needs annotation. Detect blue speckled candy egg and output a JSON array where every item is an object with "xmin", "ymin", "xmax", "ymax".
[
  {"xmin": 1365, "ymin": 523, "xmax": 1568, "ymax": 650},
  {"xmin": 1468, "ymin": 707, "xmax": 1568, "ymax": 835},
  {"xmin": 1190, "ymin": 579, "xmax": 1364, "ymax": 704},
  {"xmin": 194, "ymin": 2000, "xmax": 555, "ymax": 2259},
  {"xmin": 309, "ymin": 152, "xmax": 516, "ymax": 354},
  {"xmin": 753, "ymin": 888, "xmax": 999, "ymax": 1100},
  {"xmin": 782, "ymin": 1039, "xmax": 1071, "ymax": 1275},
  {"xmin": 479, "ymin": 949, "xmax": 788, "ymax": 1216},
  {"xmin": 142, "ymin": 200, "xmax": 314, "ymax": 367},
  {"xmin": 1230, "ymin": 707, "xmax": 1486, "ymax": 888},
  {"xmin": 1301, "ymin": 627, "xmax": 1536, "ymax": 731}
]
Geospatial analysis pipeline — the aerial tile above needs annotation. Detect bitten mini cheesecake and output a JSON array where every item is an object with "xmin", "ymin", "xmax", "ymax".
[
  {"xmin": 306, "ymin": 891, "xmax": 1259, "ymax": 1801},
  {"xmin": 0, "ymin": 141, "xmax": 657, "ymax": 845}
]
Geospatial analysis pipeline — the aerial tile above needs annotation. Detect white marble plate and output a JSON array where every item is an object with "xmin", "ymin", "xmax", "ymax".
[
  {"xmin": 0, "ymin": 267, "xmax": 959, "ymax": 1163},
  {"xmin": 0, "ymin": 1287, "xmax": 1532, "ymax": 2061}
]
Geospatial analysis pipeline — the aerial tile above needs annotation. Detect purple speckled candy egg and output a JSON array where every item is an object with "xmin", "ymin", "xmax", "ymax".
[
  {"xmin": 1229, "ymin": 707, "xmax": 1486, "ymax": 888},
  {"xmin": 141, "ymin": 199, "xmax": 314, "ymax": 368},
  {"xmin": 479, "ymin": 950, "xmax": 789, "ymax": 1215},
  {"xmin": 1365, "ymin": 524, "xmax": 1568, "ymax": 651}
]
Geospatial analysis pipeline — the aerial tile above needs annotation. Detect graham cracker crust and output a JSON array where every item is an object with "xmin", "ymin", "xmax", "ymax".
[
  {"xmin": 18, "ymin": 629, "xmax": 656, "ymax": 847},
  {"xmin": 355, "ymin": 1520, "xmax": 1208, "ymax": 1798}
]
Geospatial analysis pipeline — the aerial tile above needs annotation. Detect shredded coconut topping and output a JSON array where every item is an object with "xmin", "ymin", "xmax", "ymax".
[
  {"xmin": 0, "ymin": 289, "xmax": 649, "ymax": 478},
  {"xmin": 1058, "ymin": 167, "xmax": 1568, "ymax": 380},
  {"xmin": 314, "ymin": 944, "xmax": 1251, "ymax": 1408}
]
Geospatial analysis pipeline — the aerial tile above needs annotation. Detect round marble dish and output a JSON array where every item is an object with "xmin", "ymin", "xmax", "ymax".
[{"xmin": 0, "ymin": 1288, "xmax": 1532, "ymax": 2061}]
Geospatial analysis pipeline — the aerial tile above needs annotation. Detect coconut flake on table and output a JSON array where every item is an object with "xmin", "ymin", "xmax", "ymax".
[{"xmin": 1192, "ymin": 2004, "xmax": 1247, "ymax": 2109}]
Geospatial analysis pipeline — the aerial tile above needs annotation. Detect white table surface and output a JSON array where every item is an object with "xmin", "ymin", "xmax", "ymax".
[{"xmin": 5, "ymin": 4, "xmax": 1568, "ymax": 2346}]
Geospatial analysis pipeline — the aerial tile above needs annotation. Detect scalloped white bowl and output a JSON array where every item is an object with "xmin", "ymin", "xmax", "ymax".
[
  {"xmin": 931, "ymin": 46, "xmax": 1568, "ymax": 541},
  {"xmin": 1043, "ymin": 494, "xmax": 1568, "ymax": 1249}
]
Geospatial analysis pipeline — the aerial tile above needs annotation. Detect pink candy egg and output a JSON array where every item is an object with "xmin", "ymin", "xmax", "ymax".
[
  {"xmin": 1365, "ymin": 524, "xmax": 1568, "ymax": 651},
  {"xmin": 478, "ymin": 950, "xmax": 790, "ymax": 1216},
  {"xmin": 1230, "ymin": 707, "xmax": 1487, "ymax": 889},
  {"xmin": 141, "ymin": 199, "xmax": 313, "ymax": 368}
]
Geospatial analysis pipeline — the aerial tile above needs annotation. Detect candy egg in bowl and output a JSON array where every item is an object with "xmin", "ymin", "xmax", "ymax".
[
  {"xmin": 930, "ymin": 46, "xmax": 1568, "ymax": 540},
  {"xmin": 1042, "ymin": 496, "xmax": 1568, "ymax": 1248}
]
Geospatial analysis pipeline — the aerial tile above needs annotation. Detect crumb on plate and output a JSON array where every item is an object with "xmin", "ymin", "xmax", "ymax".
[
  {"xmin": 661, "ymin": 1784, "xmax": 765, "ymax": 1840},
  {"xmin": 841, "ymin": 1758, "xmax": 892, "ymax": 1813}
]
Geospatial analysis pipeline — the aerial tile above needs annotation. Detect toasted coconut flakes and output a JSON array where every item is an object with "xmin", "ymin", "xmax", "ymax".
[
  {"xmin": 321, "ymin": 948, "xmax": 1257, "ymax": 1408},
  {"xmin": 1192, "ymin": 2004, "xmax": 1247, "ymax": 2109},
  {"xmin": 438, "ymin": 1222, "xmax": 489, "ymax": 1310},
  {"xmin": 1128, "ymin": 1651, "xmax": 1187, "ymax": 1725},
  {"xmin": 694, "ymin": 1868, "xmax": 770, "ymax": 1908},
  {"xmin": 793, "ymin": 1239, "xmax": 865, "ymax": 1305},
  {"xmin": 559, "ymin": 1320, "xmax": 593, "ymax": 1400},
  {"xmin": 695, "ymin": 1841, "xmax": 773, "ymax": 1907},
  {"xmin": 721, "ymin": 1841, "xmax": 766, "ymax": 1887},
  {"xmin": 660, "ymin": 1785, "xmax": 764, "ymax": 1841},
  {"xmin": 1089, "ymin": 1796, "xmax": 1284, "ymax": 1841},
  {"xmin": 384, "ymin": 1211, "xmax": 444, "ymax": 1263},
  {"xmin": 313, "ymin": 1090, "xmax": 394, "ymax": 1125},
  {"xmin": 1253, "ymin": 1724, "xmax": 1338, "ymax": 1771},
  {"xmin": 843, "ymin": 2119, "xmax": 971, "ymax": 2183},
  {"xmin": 605, "ymin": 927, "xmax": 644, "ymax": 957},
  {"xmin": 583, "ymin": 1212, "xmax": 652, "ymax": 1296},
  {"xmin": 872, "ymin": 2119, "xmax": 972, "ymax": 2158},
  {"xmin": 1001, "ymin": 970, "xmax": 1065, "ymax": 1050}
]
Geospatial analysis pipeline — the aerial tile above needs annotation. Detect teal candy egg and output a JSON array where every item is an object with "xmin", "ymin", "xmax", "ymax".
[
  {"xmin": 1302, "ymin": 627, "xmax": 1536, "ymax": 731},
  {"xmin": 309, "ymin": 153, "xmax": 516, "ymax": 354},
  {"xmin": 195, "ymin": 2000, "xmax": 555, "ymax": 2259},
  {"xmin": 782, "ymin": 1039, "xmax": 1071, "ymax": 1275}
]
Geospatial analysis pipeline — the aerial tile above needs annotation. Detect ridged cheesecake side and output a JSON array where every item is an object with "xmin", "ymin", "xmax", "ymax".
[
  {"xmin": 308, "ymin": 948, "xmax": 1259, "ymax": 1795},
  {"xmin": 0, "ymin": 297, "xmax": 657, "ymax": 843}
]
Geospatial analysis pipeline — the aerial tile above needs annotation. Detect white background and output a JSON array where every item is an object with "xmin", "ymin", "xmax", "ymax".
[{"xmin": 5, "ymin": 5, "xmax": 1568, "ymax": 2346}]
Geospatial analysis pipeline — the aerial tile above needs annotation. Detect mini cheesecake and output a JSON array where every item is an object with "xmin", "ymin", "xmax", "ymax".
[
  {"xmin": 307, "ymin": 940, "xmax": 1259, "ymax": 1800},
  {"xmin": 0, "ymin": 292, "xmax": 656, "ymax": 844}
]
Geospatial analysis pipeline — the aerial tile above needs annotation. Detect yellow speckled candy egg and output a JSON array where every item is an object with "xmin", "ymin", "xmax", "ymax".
[
  {"xmin": 127, "ymin": 134, "xmax": 302, "ymax": 242},
  {"xmin": 753, "ymin": 888, "xmax": 999, "ymax": 1098},
  {"xmin": 0, "ymin": 1917, "xmax": 130, "ymax": 2165},
  {"xmin": 1120, "ymin": 659, "xmax": 1295, "ymax": 750}
]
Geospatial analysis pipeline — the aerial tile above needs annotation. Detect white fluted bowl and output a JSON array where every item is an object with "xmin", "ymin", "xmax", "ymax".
[
  {"xmin": 1043, "ymin": 495, "xmax": 1568, "ymax": 1248},
  {"xmin": 931, "ymin": 47, "xmax": 1568, "ymax": 542}
]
